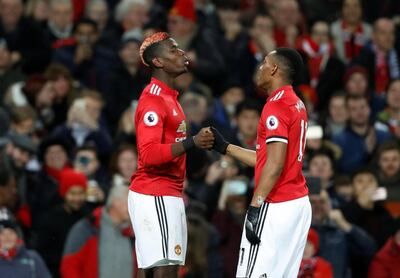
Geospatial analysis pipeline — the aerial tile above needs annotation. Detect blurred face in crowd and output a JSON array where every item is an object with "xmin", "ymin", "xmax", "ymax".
[
  {"xmin": 342, "ymin": 0, "xmax": 362, "ymax": 25},
  {"xmin": 74, "ymin": 23, "xmax": 99, "ymax": 46},
  {"xmin": 86, "ymin": 1, "xmax": 108, "ymax": 30},
  {"xmin": 32, "ymin": 0, "xmax": 49, "ymax": 22},
  {"xmin": 49, "ymin": 0, "xmax": 73, "ymax": 30},
  {"xmin": 250, "ymin": 15, "xmax": 274, "ymax": 39},
  {"xmin": 345, "ymin": 72, "xmax": 368, "ymax": 96},
  {"xmin": 0, "ymin": 0, "xmax": 23, "ymax": 28},
  {"xmin": 237, "ymin": 109, "xmax": 259, "ymax": 140},
  {"xmin": 168, "ymin": 15, "xmax": 195, "ymax": 39},
  {"xmin": 65, "ymin": 186, "xmax": 86, "ymax": 211},
  {"xmin": 310, "ymin": 190, "xmax": 331, "ymax": 223},
  {"xmin": 271, "ymin": 0, "xmax": 299, "ymax": 29},
  {"xmin": 329, "ymin": 95, "xmax": 348, "ymax": 124},
  {"xmin": 303, "ymin": 241, "xmax": 315, "ymax": 260},
  {"xmin": 379, "ymin": 149, "xmax": 400, "ymax": 178},
  {"xmin": 119, "ymin": 41, "xmax": 140, "ymax": 66},
  {"xmin": 9, "ymin": 145, "xmax": 29, "ymax": 168},
  {"xmin": 36, "ymin": 81, "xmax": 56, "ymax": 107},
  {"xmin": 373, "ymin": 19, "xmax": 395, "ymax": 53},
  {"xmin": 309, "ymin": 155, "xmax": 334, "ymax": 186},
  {"xmin": 45, "ymin": 145, "xmax": 68, "ymax": 169},
  {"xmin": 347, "ymin": 98, "xmax": 370, "ymax": 126},
  {"xmin": 217, "ymin": 7, "xmax": 240, "ymax": 28},
  {"xmin": 74, "ymin": 150, "xmax": 99, "ymax": 176},
  {"xmin": 0, "ymin": 228, "xmax": 18, "ymax": 251},
  {"xmin": 311, "ymin": 21, "xmax": 330, "ymax": 45},
  {"xmin": 83, "ymin": 96, "xmax": 102, "ymax": 122},
  {"xmin": 335, "ymin": 183, "xmax": 354, "ymax": 202},
  {"xmin": 0, "ymin": 177, "xmax": 17, "ymax": 208},
  {"xmin": 220, "ymin": 87, "xmax": 245, "ymax": 117},
  {"xmin": 0, "ymin": 45, "xmax": 11, "ymax": 70},
  {"xmin": 352, "ymin": 172, "xmax": 378, "ymax": 198},
  {"xmin": 53, "ymin": 75, "xmax": 70, "ymax": 99},
  {"xmin": 181, "ymin": 93, "xmax": 208, "ymax": 125},
  {"xmin": 122, "ymin": 3, "xmax": 149, "ymax": 31},
  {"xmin": 11, "ymin": 118, "xmax": 35, "ymax": 136},
  {"xmin": 387, "ymin": 80, "xmax": 400, "ymax": 110},
  {"xmin": 117, "ymin": 149, "xmax": 137, "ymax": 180}
]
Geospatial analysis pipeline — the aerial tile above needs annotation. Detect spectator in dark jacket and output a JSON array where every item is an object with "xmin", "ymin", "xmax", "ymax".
[
  {"xmin": 333, "ymin": 95, "xmax": 392, "ymax": 174},
  {"xmin": 36, "ymin": 169, "xmax": 88, "ymax": 278},
  {"xmin": 342, "ymin": 168, "xmax": 395, "ymax": 247},
  {"xmin": 310, "ymin": 189, "xmax": 377, "ymax": 278},
  {"xmin": 167, "ymin": 0, "xmax": 226, "ymax": 91},
  {"xmin": 61, "ymin": 185, "xmax": 137, "ymax": 278},
  {"xmin": 368, "ymin": 218, "xmax": 400, "ymax": 277},
  {"xmin": 0, "ymin": 38, "xmax": 25, "ymax": 103},
  {"xmin": 0, "ymin": 0, "xmax": 49, "ymax": 73},
  {"xmin": 0, "ymin": 207, "xmax": 51, "ymax": 278},
  {"xmin": 52, "ymin": 18, "xmax": 117, "ymax": 92},
  {"xmin": 52, "ymin": 92, "xmax": 113, "ymax": 160},
  {"xmin": 105, "ymin": 33, "xmax": 149, "ymax": 132}
]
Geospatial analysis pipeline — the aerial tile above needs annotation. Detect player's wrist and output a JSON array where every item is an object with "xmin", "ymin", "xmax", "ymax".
[{"xmin": 182, "ymin": 136, "xmax": 195, "ymax": 151}]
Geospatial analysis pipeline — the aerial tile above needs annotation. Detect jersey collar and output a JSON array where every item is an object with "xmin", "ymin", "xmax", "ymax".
[
  {"xmin": 267, "ymin": 85, "xmax": 293, "ymax": 101},
  {"xmin": 151, "ymin": 77, "xmax": 179, "ymax": 98}
]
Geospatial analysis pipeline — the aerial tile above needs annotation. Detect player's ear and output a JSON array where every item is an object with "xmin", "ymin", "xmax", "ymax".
[
  {"xmin": 152, "ymin": 57, "xmax": 163, "ymax": 69},
  {"xmin": 271, "ymin": 64, "xmax": 278, "ymax": 76}
]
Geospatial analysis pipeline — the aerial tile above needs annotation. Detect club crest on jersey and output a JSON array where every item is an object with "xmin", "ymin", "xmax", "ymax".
[
  {"xmin": 266, "ymin": 116, "xmax": 278, "ymax": 130},
  {"xmin": 295, "ymin": 100, "xmax": 306, "ymax": 112},
  {"xmin": 177, "ymin": 120, "xmax": 186, "ymax": 133},
  {"xmin": 175, "ymin": 245, "xmax": 182, "ymax": 255},
  {"xmin": 143, "ymin": 111, "xmax": 158, "ymax": 126}
]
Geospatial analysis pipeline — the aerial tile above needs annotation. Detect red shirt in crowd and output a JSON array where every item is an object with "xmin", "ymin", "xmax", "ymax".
[
  {"xmin": 255, "ymin": 85, "xmax": 309, "ymax": 202},
  {"xmin": 130, "ymin": 78, "xmax": 187, "ymax": 197}
]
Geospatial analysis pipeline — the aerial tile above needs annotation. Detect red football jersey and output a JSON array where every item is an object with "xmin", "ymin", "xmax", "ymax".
[
  {"xmin": 130, "ymin": 78, "xmax": 187, "ymax": 197},
  {"xmin": 255, "ymin": 85, "xmax": 309, "ymax": 202}
]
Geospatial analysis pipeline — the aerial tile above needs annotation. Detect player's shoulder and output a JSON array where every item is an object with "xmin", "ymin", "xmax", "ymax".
[
  {"xmin": 139, "ymin": 84, "xmax": 166, "ymax": 106},
  {"xmin": 268, "ymin": 87, "xmax": 305, "ymax": 110}
]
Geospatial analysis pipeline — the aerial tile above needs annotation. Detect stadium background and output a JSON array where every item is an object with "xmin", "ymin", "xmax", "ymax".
[{"xmin": 0, "ymin": 0, "xmax": 400, "ymax": 277}]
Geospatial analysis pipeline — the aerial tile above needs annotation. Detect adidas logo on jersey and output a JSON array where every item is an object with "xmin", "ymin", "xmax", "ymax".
[
  {"xmin": 173, "ymin": 109, "xmax": 178, "ymax": 116},
  {"xmin": 259, "ymin": 274, "xmax": 267, "ymax": 278},
  {"xmin": 176, "ymin": 120, "xmax": 186, "ymax": 133}
]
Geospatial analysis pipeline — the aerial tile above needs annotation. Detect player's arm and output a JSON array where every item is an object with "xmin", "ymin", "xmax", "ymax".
[
  {"xmin": 211, "ymin": 127, "xmax": 256, "ymax": 167},
  {"xmin": 251, "ymin": 142, "xmax": 286, "ymax": 206},
  {"xmin": 137, "ymin": 99, "xmax": 214, "ymax": 166}
]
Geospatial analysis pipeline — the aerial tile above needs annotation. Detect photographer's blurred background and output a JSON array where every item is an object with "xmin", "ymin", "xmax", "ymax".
[{"xmin": 0, "ymin": 0, "xmax": 400, "ymax": 277}]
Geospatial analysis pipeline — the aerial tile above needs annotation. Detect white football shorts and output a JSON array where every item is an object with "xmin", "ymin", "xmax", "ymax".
[
  {"xmin": 236, "ymin": 195, "xmax": 312, "ymax": 278},
  {"xmin": 128, "ymin": 190, "xmax": 187, "ymax": 269}
]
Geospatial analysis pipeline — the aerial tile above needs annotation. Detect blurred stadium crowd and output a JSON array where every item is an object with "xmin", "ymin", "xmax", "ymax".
[{"xmin": 0, "ymin": 0, "xmax": 400, "ymax": 277}]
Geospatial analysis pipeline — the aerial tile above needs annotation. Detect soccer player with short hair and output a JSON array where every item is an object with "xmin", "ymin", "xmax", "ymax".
[
  {"xmin": 212, "ymin": 48, "xmax": 311, "ymax": 277},
  {"xmin": 128, "ymin": 32, "xmax": 214, "ymax": 278}
]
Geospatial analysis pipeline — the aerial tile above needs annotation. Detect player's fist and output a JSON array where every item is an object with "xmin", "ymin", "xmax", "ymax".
[
  {"xmin": 193, "ymin": 127, "xmax": 214, "ymax": 150},
  {"xmin": 210, "ymin": 127, "xmax": 229, "ymax": 155},
  {"xmin": 245, "ymin": 206, "xmax": 261, "ymax": 245}
]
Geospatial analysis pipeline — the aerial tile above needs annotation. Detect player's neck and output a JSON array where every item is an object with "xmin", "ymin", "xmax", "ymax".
[
  {"xmin": 267, "ymin": 80, "xmax": 291, "ymax": 96},
  {"xmin": 152, "ymin": 71, "xmax": 176, "ymax": 89}
]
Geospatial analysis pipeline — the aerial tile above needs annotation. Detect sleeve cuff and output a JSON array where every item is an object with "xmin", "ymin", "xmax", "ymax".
[{"xmin": 266, "ymin": 136, "xmax": 288, "ymax": 144}]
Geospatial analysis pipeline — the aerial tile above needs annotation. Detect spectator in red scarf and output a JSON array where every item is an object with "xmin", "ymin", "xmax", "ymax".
[
  {"xmin": 296, "ymin": 20, "xmax": 345, "ymax": 110},
  {"xmin": 331, "ymin": 0, "xmax": 372, "ymax": 64},
  {"xmin": 298, "ymin": 228, "xmax": 333, "ymax": 278}
]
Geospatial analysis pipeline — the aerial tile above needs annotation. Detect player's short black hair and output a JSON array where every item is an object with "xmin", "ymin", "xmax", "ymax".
[
  {"xmin": 235, "ymin": 99, "xmax": 262, "ymax": 117},
  {"xmin": 273, "ymin": 47, "xmax": 304, "ymax": 83},
  {"xmin": 142, "ymin": 41, "xmax": 167, "ymax": 69}
]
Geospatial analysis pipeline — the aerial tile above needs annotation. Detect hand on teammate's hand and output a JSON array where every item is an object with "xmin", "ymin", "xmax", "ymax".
[
  {"xmin": 210, "ymin": 127, "xmax": 229, "ymax": 155},
  {"xmin": 245, "ymin": 206, "xmax": 261, "ymax": 245},
  {"xmin": 193, "ymin": 127, "xmax": 214, "ymax": 150}
]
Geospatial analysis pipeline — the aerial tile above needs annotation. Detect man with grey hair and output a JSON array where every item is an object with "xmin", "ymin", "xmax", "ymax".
[
  {"xmin": 61, "ymin": 185, "xmax": 138, "ymax": 278},
  {"xmin": 43, "ymin": 0, "xmax": 74, "ymax": 48},
  {"xmin": 115, "ymin": 0, "xmax": 149, "ymax": 38}
]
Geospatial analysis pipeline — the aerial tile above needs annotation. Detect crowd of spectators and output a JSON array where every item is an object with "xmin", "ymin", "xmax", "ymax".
[{"xmin": 1, "ymin": 0, "xmax": 400, "ymax": 277}]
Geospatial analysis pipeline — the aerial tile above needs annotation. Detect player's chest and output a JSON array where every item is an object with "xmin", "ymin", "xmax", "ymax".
[{"xmin": 163, "ymin": 98, "xmax": 187, "ymax": 136}]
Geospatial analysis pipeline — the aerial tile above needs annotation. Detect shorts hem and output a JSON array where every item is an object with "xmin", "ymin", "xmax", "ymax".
[{"xmin": 140, "ymin": 259, "xmax": 184, "ymax": 269}]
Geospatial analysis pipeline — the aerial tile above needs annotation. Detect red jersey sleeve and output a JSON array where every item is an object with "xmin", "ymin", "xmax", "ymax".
[
  {"xmin": 264, "ymin": 101, "xmax": 291, "ymax": 144},
  {"xmin": 135, "ymin": 96, "xmax": 174, "ymax": 166}
]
